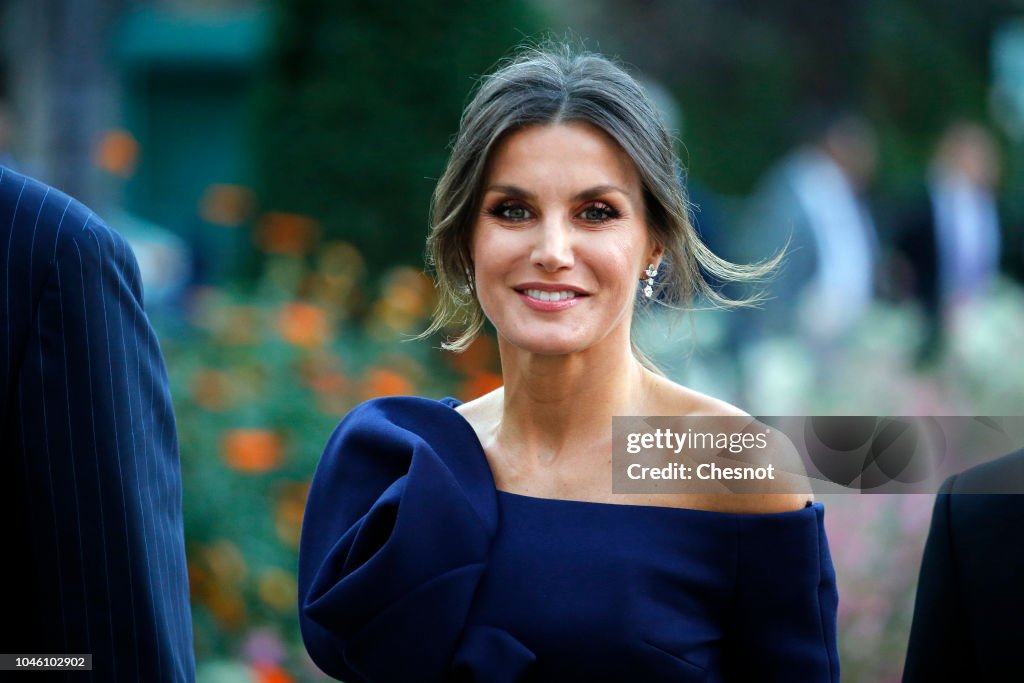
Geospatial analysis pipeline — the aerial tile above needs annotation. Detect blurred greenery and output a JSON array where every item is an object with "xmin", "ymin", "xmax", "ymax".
[
  {"xmin": 157, "ymin": 247, "xmax": 502, "ymax": 681},
  {"xmin": 251, "ymin": 0, "xmax": 547, "ymax": 275},
  {"xmin": 560, "ymin": 0, "xmax": 1011, "ymax": 196}
]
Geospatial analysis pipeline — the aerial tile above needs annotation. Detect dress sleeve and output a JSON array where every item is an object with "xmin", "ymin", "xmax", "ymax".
[
  {"xmin": 724, "ymin": 504, "xmax": 841, "ymax": 682},
  {"xmin": 298, "ymin": 398, "xmax": 499, "ymax": 683}
]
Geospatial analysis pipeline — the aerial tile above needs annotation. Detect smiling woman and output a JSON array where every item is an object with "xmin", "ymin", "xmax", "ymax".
[
  {"xmin": 298, "ymin": 42, "xmax": 840, "ymax": 683},
  {"xmin": 470, "ymin": 121, "xmax": 655, "ymax": 357}
]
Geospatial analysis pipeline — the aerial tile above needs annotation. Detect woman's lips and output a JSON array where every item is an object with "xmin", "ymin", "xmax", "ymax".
[{"xmin": 515, "ymin": 289, "xmax": 587, "ymax": 312}]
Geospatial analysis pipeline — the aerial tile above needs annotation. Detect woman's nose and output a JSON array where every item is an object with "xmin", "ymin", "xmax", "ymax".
[{"xmin": 531, "ymin": 219, "xmax": 574, "ymax": 271}]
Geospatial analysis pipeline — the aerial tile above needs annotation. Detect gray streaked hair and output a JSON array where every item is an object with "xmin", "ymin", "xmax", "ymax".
[{"xmin": 418, "ymin": 41, "xmax": 778, "ymax": 370}]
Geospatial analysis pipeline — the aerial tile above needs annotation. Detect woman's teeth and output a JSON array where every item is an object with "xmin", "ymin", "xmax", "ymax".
[{"xmin": 524, "ymin": 289, "xmax": 578, "ymax": 302}]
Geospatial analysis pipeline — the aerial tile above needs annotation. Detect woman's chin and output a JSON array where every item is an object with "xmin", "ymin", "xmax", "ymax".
[{"xmin": 501, "ymin": 331, "xmax": 593, "ymax": 358}]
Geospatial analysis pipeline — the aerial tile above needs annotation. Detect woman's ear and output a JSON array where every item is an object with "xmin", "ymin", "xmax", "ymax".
[{"xmin": 649, "ymin": 243, "xmax": 666, "ymax": 271}]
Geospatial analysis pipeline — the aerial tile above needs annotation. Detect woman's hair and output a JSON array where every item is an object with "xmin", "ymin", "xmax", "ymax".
[{"xmin": 420, "ymin": 41, "xmax": 778, "ymax": 369}]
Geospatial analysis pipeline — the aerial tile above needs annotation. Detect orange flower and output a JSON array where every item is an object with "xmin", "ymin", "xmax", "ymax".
[
  {"xmin": 369, "ymin": 268, "xmax": 437, "ymax": 337},
  {"xmin": 460, "ymin": 372, "xmax": 503, "ymax": 401},
  {"xmin": 203, "ymin": 539, "xmax": 249, "ymax": 585},
  {"xmin": 275, "ymin": 482, "xmax": 308, "ymax": 524},
  {"xmin": 362, "ymin": 367, "xmax": 414, "ymax": 399},
  {"xmin": 94, "ymin": 130, "xmax": 139, "ymax": 177},
  {"xmin": 205, "ymin": 589, "xmax": 247, "ymax": 631},
  {"xmin": 258, "ymin": 568, "xmax": 298, "ymax": 613},
  {"xmin": 222, "ymin": 429, "xmax": 284, "ymax": 473},
  {"xmin": 308, "ymin": 371, "xmax": 346, "ymax": 396},
  {"xmin": 296, "ymin": 351, "xmax": 347, "ymax": 394},
  {"xmin": 217, "ymin": 305, "xmax": 264, "ymax": 346},
  {"xmin": 277, "ymin": 302, "xmax": 331, "ymax": 347},
  {"xmin": 383, "ymin": 267, "xmax": 434, "ymax": 318},
  {"xmin": 313, "ymin": 271, "xmax": 361, "ymax": 315},
  {"xmin": 274, "ymin": 482, "xmax": 309, "ymax": 548},
  {"xmin": 252, "ymin": 663, "xmax": 295, "ymax": 683},
  {"xmin": 186, "ymin": 560, "xmax": 209, "ymax": 599},
  {"xmin": 450, "ymin": 334, "xmax": 499, "ymax": 376},
  {"xmin": 315, "ymin": 242, "xmax": 365, "ymax": 314},
  {"xmin": 192, "ymin": 542, "xmax": 249, "ymax": 630},
  {"xmin": 190, "ymin": 368, "xmax": 233, "ymax": 411},
  {"xmin": 316, "ymin": 392, "xmax": 353, "ymax": 418},
  {"xmin": 254, "ymin": 212, "xmax": 320, "ymax": 255},
  {"xmin": 199, "ymin": 184, "xmax": 256, "ymax": 227},
  {"xmin": 318, "ymin": 241, "xmax": 365, "ymax": 277}
]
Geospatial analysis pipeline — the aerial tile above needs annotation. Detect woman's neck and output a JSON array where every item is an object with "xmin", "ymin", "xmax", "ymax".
[{"xmin": 492, "ymin": 335, "xmax": 653, "ymax": 469}]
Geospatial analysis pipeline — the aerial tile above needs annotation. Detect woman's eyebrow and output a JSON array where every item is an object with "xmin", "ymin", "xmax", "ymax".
[
  {"xmin": 570, "ymin": 184, "xmax": 630, "ymax": 202},
  {"xmin": 483, "ymin": 184, "xmax": 631, "ymax": 202},
  {"xmin": 484, "ymin": 184, "xmax": 536, "ymax": 199}
]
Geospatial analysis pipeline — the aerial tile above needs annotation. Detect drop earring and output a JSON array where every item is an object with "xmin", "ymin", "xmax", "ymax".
[{"xmin": 643, "ymin": 264, "xmax": 657, "ymax": 298}]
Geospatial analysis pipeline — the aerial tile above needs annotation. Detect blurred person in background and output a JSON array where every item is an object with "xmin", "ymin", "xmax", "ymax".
[
  {"xmin": 738, "ymin": 110, "xmax": 880, "ymax": 345},
  {"xmin": 0, "ymin": 165, "xmax": 195, "ymax": 681},
  {"xmin": 636, "ymin": 77, "xmax": 728, "ymax": 261},
  {"xmin": 892, "ymin": 122, "xmax": 1003, "ymax": 362},
  {"xmin": 297, "ymin": 43, "xmax": 839, "ymax": 683}
]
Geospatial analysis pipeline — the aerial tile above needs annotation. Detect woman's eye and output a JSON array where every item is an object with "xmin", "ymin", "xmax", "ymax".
[
  {"xmin": 489, "ymin": 203, "xmax": 531, "ymax": 221},
  {"xmin": 579, "ymin": 203, "xmax": 618, "ymax": 222}
]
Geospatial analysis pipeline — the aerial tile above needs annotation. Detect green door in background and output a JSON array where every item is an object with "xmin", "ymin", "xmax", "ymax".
[{"xmin": 114, "ymin": 4, "xmax": 270, "ymax": 283}]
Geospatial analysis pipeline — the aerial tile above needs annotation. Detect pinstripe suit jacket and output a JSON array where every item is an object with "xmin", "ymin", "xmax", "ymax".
[{"xmin": 0, "ymin": 167, "xmax": 195, "ymax": 681}]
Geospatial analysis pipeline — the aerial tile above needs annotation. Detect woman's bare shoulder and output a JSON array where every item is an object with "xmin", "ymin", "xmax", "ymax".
[
  {"xmin": 644, "ymin": 372, "xmax": 747, "ymax": 418},
  {"xmin": 645, "ymin": 374, "xmax": 814, "ymax": 513}
]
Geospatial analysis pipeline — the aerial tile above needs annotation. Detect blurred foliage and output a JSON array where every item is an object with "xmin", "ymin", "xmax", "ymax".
[
  {"xmin": 560, "ymin": 0, "xmax": 1014, "ymax": 196},
  {"xmin": 251, "ymin": 0, "xmax": 547, "ymax": 275},
  {"xmin": 154, "ymin": 240, "xmax": 501, "ymax": 681},
  {"xmin": 245, "ymin": 0, "xmax": 1024, "ymax": 284}
]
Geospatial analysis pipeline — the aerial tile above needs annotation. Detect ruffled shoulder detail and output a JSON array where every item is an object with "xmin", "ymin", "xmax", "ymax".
[{"xmin": 298, "ymin": 396, "xmax": 507, "ymax": 682}]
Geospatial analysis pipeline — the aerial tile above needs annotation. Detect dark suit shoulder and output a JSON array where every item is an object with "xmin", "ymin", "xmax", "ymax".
[
  {"xmin": 0, "ymin": 166, "xmax": 128, "ymax": 273},
  {"xmin": 1, "ymin": 167, "xmax": 141, "ymax": 409},
  {"xmin": 948, "ymin": 448, "xmax": 1024, "ymax": 496},
  {"xmin": 936, "ymin": 448, "xmax": 1024, "ymax": 679},
  {"xmin": 940, "ymin": 449, "xmax": 1024, "ymax": 567}
]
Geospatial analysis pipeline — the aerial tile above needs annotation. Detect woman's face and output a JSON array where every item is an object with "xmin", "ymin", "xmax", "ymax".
[{"xmin": 471, "ymin": 121, "xmax": 662, "ymax": 357}]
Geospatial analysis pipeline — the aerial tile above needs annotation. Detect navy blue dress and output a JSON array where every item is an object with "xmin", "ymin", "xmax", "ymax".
[{"xmin": 298, "ymin": 396, "xmax": 840, "ymax": 682}]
